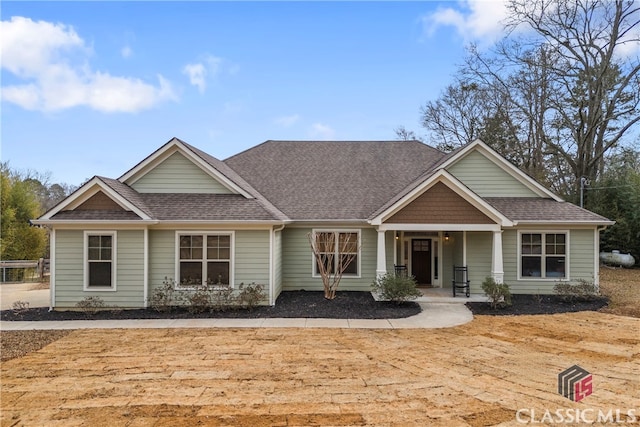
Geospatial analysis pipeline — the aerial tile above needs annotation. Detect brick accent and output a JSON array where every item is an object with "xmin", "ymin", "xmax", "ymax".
[{"xmin": 385, "ymin": 182, "xmax": 495, "ymax": 224}]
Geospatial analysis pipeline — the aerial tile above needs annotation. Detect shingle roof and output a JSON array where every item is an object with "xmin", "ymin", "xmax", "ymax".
[
  {"xmin": 140, "ymin": 193, "xmax": 280, "ymax": 221},
  {"xmin": 224, "ymin": 140, "xmax": 446, "ymax": 220},
  {"xmin": 485, "ymin": 198, "xmax": 612, "ymax": 223},
  {"xmin": 51, "ymin": 210, "xmax": 142, "ymax": 221},
  {"xmin": 179, "ymin": 140, "xmax": 289, "ymax": 221}
]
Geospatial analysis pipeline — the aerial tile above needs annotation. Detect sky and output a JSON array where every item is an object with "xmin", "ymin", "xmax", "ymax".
[{"xmin": 1, "ymin": 1, "xmax": 512, "ymax": 187}]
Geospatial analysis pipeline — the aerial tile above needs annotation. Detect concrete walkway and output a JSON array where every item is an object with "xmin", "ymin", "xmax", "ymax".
[
  {"xmin": 1, "ymin": 282, "xmax": 477, "ymax": 330},
  {"xmin": 0, "ymin": 302, "xmax": 473, "ymax": 330}
]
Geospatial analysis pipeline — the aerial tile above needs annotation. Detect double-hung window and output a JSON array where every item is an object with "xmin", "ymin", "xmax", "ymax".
[
  {"xmin": 312, "ymin": 230, "xmax": 360, "ymax": 277},
  {"xmin": 178, "ymin": 233, "xmax": 232, "ymax": 287},
  {"xmin": 520, "ymin": 232, "xmax": 567, "ymax": 279},
  {"xmin": 85, "ymin": 232, "xmax": 116, "ymax": 290}
]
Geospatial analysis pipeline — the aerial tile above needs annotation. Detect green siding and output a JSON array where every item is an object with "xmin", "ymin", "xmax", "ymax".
[
  {"xmin": 570, "ymin": 229, "xmax": 596, "ymax": 282},
  {"xmin": 131, "ymin": 152, "xmax": 233, "ymax": 194},
  {"xmin": 447, "ymin": 150, "xmax": 538, "ymax": 197},
  {"xmin": 503, "ymin": 229, "xmax": 597, "ymax": 294},
  {"xmin": 234, "ymin": 230, "xmax": 270, "ymax": 286},
  {"xmin": 282, "ymin": 227, "xmax": 377, "ymax": 291},
  {"xmin": 466, "ymin": 232, "xmax": 493, "ymax": 294},
  {"xmin": 54, "ymin": 230, "xmax": 145, "ymax": 308},
  {"xmin": 147, "ymin": 229, "xmax": 271, "ymax": 301}
]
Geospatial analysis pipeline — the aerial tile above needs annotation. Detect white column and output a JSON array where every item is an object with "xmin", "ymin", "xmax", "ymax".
[
  {"xmin": 492, "ymin": 230, "xmax": 504, "ymax": 284},
  {"xmin": 376, "ymin": 229, "xmax": 387, "ymax": 278}
]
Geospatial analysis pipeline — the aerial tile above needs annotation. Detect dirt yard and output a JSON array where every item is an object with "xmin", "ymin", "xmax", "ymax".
[
  {"xmin": 2, "ymin": 268, "xmax": 639, "ymax": 426},
  {"xmin": 2, "ymin": 310, "xmax": 639, "ymax": 426}
]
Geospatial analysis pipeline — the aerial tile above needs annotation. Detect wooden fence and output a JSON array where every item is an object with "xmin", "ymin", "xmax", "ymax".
[{"xmin": 0, "ymin": 259, "xmax": 49, "ymax": 283}]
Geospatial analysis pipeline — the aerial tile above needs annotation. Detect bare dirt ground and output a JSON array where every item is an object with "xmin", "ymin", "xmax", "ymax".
[{"xmin": 1, "ymin": 269, "xmax": 639, "ymax": 426}]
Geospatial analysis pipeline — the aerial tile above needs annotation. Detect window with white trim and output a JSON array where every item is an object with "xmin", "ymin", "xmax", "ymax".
[
  {"xmin": 85, "ymin": 232, "xmax": 116, "ymax": 289},
  {"xmin": 178, "ymin": 233, "xmax": 232, "ymax": 286},
  {"xmin": 520, "ymin": 232, "xmax": 566, "ymax": 278},
  {"xmin": 312, "ymin": 230, "xmax": 360, "ymax": 276}
]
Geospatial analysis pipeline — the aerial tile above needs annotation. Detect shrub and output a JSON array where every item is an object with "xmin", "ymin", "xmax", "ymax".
[
  {"xmin": 210, "ymin": 285, "xmax": 235, "ymax": 311},
  {"xmin": 481, "ymin": 277, "xmax": 512, "ymax": 309},
  {"xmin": 11, "ymin": 300, "xmax": 30, "ymax": 314},
  {"xmin": 75, "ymin": 296, "xmax": 106, "ymax": 315},
  {"xmin": 553, "ymin": 280, "xmax": 599, "ymax": 302},
  {"xmin": 149, "ymin": 277, "xmax": 180, "ymax": 312},
  {"xmin": 371, "ymin": 273, "xmax": 422, "ymax": 304},
  {"xmin": 237, "ymin": 282, "xmax": 266, "ymax": 310},
  {"xmin": 186, "ymin": 285, "xmax": 212, "ymax": 314}
]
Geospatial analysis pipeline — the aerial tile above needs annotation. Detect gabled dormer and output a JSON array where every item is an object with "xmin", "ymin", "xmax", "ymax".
[{"xmin": 119, "ymin": 137, "xmax": 253, "ymax": 197}]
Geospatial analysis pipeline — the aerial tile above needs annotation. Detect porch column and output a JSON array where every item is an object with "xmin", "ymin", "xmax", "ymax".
[
  {"xmin": 491, "ymin": 230, "xmax": 504, "ymax": 284},
  {"xmin": 376, "ymin": 229, "xmax": 387, "ymax": 278}
]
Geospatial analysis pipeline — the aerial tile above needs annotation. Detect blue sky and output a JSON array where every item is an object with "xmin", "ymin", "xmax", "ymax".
[{"xmin": 1, "ymin": 1, "xmax": 510, "ymax": 186}]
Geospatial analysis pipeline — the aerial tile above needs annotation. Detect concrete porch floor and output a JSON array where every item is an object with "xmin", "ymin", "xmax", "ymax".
[{"xmin": 416, "ymin": 287, "xmax": 488, "ymax": 303}]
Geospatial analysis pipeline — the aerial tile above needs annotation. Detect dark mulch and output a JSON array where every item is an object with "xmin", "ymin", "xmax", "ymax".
[
  {"xmin": 466, "ymin": 294, "xmax": 609, "ymax": 316},
  {"xmin": 0, "ymin": 291, "xmax": 421, "ymax": 321}
]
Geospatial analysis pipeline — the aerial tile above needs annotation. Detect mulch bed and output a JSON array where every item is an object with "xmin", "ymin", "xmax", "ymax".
[
  {"xmin": 0, "ymin": 291, "xmax": 421, "ymax": 321},
  {"xmin": 466, "ymin": 294, "xmax": 609, "ymax": 315}
]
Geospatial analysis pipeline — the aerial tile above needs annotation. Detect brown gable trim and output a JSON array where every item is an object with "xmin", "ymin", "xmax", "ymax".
[
  {"xmin": 385, "ymin": 182, "xmax": 495, "ymax": 224},
  {"xmin": 69, "ymin": 191, "xmax": 125, "ymax": 212}
]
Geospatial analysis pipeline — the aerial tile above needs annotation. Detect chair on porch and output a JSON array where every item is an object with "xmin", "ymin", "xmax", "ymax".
[
  {"xmin": 452, "ymin": 266, "xmax": 470, "ymax": 297},
  {"xmin": 394, "ymin": 264, "xmax": 408, "ymax": 277}
]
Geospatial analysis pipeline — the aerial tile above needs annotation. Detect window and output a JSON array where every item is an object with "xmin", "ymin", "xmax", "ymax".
[
  {"xmin": 178, "ymin": 233, "xmax": 232, "ymax": 287},
  {"xmin": 520, "ymin": 232, "xmax": 567, "ymax": 279},
  {"xmin": 85, "ymin": 232, "xmax": 116, "ymax": 290},
  {"xmin": 312, "ymin": 230, "xmax": 359, "ymax": 277}
]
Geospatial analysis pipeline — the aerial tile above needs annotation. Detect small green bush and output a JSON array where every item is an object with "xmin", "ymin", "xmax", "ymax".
[
  {"xmin": 237, "ymin": 282, "xmax": 266, "ymax": 310},
  {"xmin": 75, "ymin": 296, "xmax": 106, "ymax": 315},
  {"xmin": 481, "ymin": 277, "xmax": 512, "ymax": 309},
  {"xmin": 553, "ymin": 280, "xmax": 599, "ymax": 302},
  {"xmin": 371, "ymin": 273, "xmax": 422, "ymax": 304}
]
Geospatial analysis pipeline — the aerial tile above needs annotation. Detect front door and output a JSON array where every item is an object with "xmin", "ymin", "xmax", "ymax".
[{"xmin": 412, "ymin": 239, "xmax": 432, "ymax": 286}]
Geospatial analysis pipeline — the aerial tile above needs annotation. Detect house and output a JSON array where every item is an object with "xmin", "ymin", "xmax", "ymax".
[{"xmin": 33, "ymin": 137, "xmax": 613, "ymax": 309}]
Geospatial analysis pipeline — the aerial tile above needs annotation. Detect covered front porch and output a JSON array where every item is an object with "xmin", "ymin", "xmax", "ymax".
[{"xmin": 374, "ymin": 226, "xmax": 505, "ymax": 295}]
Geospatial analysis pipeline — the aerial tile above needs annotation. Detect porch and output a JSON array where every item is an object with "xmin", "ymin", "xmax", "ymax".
[{"xmin": 374, "ymin": 227, "xmax": 505, "ymax": 295}]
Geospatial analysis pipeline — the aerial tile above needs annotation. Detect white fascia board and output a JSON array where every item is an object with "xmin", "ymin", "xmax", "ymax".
[
  {"xmin": 39, "ymin": 177, "xmax": 150, "ymax": 221},
  {"xmin": 31, "ymin": 220, "xmax": 159, "ymax": 228},
  {"xmin": 119, "ymin": 140, "xmax": 253, "ymax": 199},
  {"xmin": 378, "ymin": 223, "xmax": 501, "ymax": 232},
  {"xmin": 513, "ymin": 220, "xmax": 615, "ymax": 227},
  {"xmin": 149, "ymin": 220, "xmax": 286, "ymax": 230},
  {"xmin": 370, "ymin": 169, "xmax": 513, "ymax": 227},
  {"xmin": 437, "ymin": 139, "xmax": 562, "ymax": 201}
]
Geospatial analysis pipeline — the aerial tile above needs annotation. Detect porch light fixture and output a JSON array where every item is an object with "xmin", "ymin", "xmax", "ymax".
[
  {"xmin": 444, "ymin": 232, "xmax": 450, "ymax": 242},
  {"xmin": 395, "ymin": 232, "xmax": 399, "ymax": 240}
]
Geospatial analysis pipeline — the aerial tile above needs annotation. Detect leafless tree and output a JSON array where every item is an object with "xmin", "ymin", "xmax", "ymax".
[{"xmin": 307, "ymin": 231, "xmax": 360, "ymax": 300}]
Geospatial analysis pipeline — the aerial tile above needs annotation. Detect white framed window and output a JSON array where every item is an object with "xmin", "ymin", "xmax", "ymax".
[
  {"xmin": 175, "ymin": 232, "xmax": 234, "ymax": 288},
  {"xmin": 311, "ymin": 229, "xmax": 360, "ymax": 278},
  {"xmin": 84, "ymin": 231, "xmax": 117, "ymax": 291},
  {"xmin": 519, "ymin": 231, "xmax": 568, "ymax": 279}
]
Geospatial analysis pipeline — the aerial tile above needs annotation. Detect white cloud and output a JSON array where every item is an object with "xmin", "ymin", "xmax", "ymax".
[
  {"xmin": 182, "ymin": 55, "xmax": 224, "ymax": 94},
  {"xmin": 422, "ymin": 0, "xmax": 509, "ymax": 46},
  {"xmin": 121, "ymin": 45, "xmax": 133, "ymax": 58},
  {"xmin": 309, "ymin": 122, "xmax": 335, "ymax": 140},
  {"xmin": 274, "ymin": 114, "xmax": 300, "ymax": 128},
  {"xmin": 0, "ymin": 16, "xmax": 176, "ymax": 113}
]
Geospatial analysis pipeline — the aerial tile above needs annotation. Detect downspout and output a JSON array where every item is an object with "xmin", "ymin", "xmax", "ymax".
[
  {"xmin": 49, "ymin": 228, "xmax": 56, "ymax": 311},
  {"xmin": 143, "ymin": 228, "xmax": 149, "ymax": 308},
  {"xmin": 270, "ymin": 224, "xmax": 286, "ymax": 305}
]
